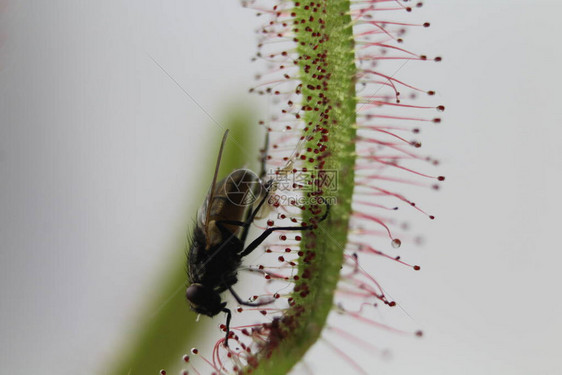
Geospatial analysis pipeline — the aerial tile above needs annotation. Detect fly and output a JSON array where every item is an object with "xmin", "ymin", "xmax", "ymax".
[{"xmin": 186, "ymin": 129, "xmax": 329, "ymax": 346}]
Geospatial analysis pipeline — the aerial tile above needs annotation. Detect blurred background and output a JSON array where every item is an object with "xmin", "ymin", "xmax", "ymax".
[{"xmin": 1, "ymin": 1, "xmax": 561, "ymax": 374}]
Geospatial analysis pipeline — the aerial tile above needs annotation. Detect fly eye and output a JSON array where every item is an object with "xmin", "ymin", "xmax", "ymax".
[{"xmin": 186, "ymin": 284, "xmax": 205, "ymax": 305}]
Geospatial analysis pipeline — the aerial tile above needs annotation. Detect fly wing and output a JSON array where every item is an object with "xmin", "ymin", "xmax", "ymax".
[
  {"xmin": 202, "ymin": 170, "xmax": 260, "ymax": 244},
  {"xmin": 196, "ymin": 184, "xmax": 212, "ymax": 228},
  {"xmin": 202, "ymin": 130, "xmax": 230, "ymax": 245}
]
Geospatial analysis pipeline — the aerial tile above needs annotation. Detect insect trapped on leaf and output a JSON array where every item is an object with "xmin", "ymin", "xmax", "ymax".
[{"xmin": 186, "ymin": 129, "xmax": 329, "ymax": 346}]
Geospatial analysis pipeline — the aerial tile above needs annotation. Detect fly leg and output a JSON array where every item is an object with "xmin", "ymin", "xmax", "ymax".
[
  {"xmin": 220, "ymin": 283, "xmax": 273, "ymax": 348},
  {"xmin": 227, "ymin": 284, "xmax": 275, "ymax": 307},
  {"xmin": 215, "ymin": 179, "xmax": 274, "ymax": 246},
  {"xmin": 239, "ymin": 201, "xmax": 330, "ymax": 257},
  {"xmin": 259, "ymin": 130, "xmax": 269, "ymax": 180},
  {"xmin": 218, "ymin": 199, "xmax": 329, "ymax": 258},
  {"xmin": 222, "ymin": 307, "xmax": 232, "ymax": 347}
]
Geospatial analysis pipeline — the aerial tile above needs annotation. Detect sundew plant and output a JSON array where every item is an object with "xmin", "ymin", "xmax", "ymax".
[{"xmin": 179, "ymin": 1, "xmax": 444, "ymax": 374}]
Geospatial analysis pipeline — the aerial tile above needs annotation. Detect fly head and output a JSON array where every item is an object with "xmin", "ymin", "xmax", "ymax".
[{"xmin": 186, "ymin": 283, "xmax": 225, "ymax": 317}]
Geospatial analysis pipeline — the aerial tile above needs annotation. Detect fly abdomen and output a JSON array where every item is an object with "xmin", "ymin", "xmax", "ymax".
[
  {"xmin": 209, "ymin": 169, "xmax": 263, "ymax": 235},
  {"xmin": 188, "ymin": 226, "xmax": 243, "ymax": 288}
]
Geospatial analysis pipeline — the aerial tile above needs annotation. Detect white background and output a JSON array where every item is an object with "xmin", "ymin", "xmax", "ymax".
[{"xmin": 1, "ymin": 1, "xmax": 561, "ymax": 374}]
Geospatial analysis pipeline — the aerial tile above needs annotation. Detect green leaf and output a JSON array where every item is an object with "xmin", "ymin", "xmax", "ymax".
[{"xmin": 242, "ymin": 1, "xmax": 358, "ymax": 373}]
